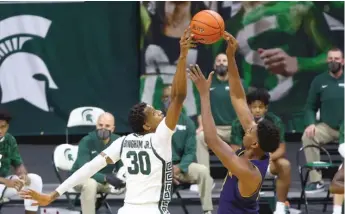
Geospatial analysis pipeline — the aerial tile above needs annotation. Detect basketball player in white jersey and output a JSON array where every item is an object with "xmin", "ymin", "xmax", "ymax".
[{"xmin": 20, "ymin": 28, "xmax": 195, "ymax": 214}]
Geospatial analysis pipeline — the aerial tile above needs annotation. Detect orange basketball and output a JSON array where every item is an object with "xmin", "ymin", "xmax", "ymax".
[{"xmin": 190, "ymin": 10, "xmax": 225, "ymax": 44}]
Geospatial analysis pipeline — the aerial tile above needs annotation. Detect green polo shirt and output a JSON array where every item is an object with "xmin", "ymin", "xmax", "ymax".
[
  {"xmin": 230, "ymin": 112, "xmax": 285, "ymax": 146},
  {"xmin": 71, "ymin": 131, "xmax": 122, "ymax": 183},
  {"xmin": 172, "ymin": 113, "xmax": 196, "ymax": 173},
  {"xmin": 0, "ymin": 133, "xmax": 23, "ymax": 177},
  {"xmin": 204, "ymin": 76, "xmax": 248, "ymax": 126},
  {"xmin": 304, "ymin": 72, "xmax": 344, "ymax": 130}
]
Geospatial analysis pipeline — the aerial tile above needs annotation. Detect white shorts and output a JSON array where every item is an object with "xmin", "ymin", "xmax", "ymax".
[{"xmin": 117, "ymin": 203, "xmax": 170, "ymax": 214}]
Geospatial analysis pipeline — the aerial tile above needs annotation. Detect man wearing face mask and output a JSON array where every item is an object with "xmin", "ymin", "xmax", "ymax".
[
  {"xmin": 161, "ymin": 85, "xmax": 214, "ymax": 214},
  {"xmin": 302, "ymin": 47, "xmax": 344, "ymax": 194},
  {"xmin": 195, "ymin": 53, "xmax": 248, "ymax": 175},
  {"xmin": 71, "ymin": 112, "xmax": 125, "ymax": 214}
]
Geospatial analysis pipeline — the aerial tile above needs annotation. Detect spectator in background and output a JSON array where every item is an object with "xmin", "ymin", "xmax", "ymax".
[
  {"xmin": 0, "ymin": 109, "xmax": 43, "ymax": 214},
  {"xmin": 140, "ymin": 1, "xmax": 212, "ymax": 118},
  {"xmin": 71, "ymin": 112, "xmax": 125, "ymax": 214},
  {"xmin": 161, "ymin": 85, "xmax": 214, "ymax": 214},
  {"xmin": 196, "ymin": 53, "xmax": 247, "ymax": 173},
  {"xmin": 331, "ymin": 121, "xmax": 344, "ymax": 214},
  {"xmin": 230, "ymin": 89, "xmax": 291, "ymax": 214},
  {"xmin": 302, "ymin": 48, "xmax": 344, "ymax": 193}
]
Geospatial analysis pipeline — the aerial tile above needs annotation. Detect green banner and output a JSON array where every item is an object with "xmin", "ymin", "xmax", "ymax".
[
  {"xmin": 140, "ymin": 1, "xmax": 344, "ymax": 133},
  {"xmin": 0, "ymin": 2, "xmax": 140, "ymax": 136}
]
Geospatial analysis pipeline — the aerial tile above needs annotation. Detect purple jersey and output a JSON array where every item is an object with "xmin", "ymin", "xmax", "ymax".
[{"xmin": 218, "ymin": 149, "xmax": 269, "ymax": 214}]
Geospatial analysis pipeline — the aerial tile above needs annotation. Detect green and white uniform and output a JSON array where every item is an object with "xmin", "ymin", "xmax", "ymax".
[{"xmin": 103, "ymin": 118, "xmax": 173, "ymax": 214}]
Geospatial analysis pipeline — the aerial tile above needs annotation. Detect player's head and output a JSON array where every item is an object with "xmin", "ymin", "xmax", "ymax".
[
  {"xmin": 0, "ymin": 109, "xmax": 12, "ymax": 138},
  {"xmin": 161, "ymin": 84, "xmax": 172, "ymax": 113},
  {"xmin": 327, "ymin": 48, "xmax": 344, "ymax": 74},
  {"xmin": 246, "ymin": 88, "xmax": 270, "ymax": 121},
  {"xmin": 242, "ymin": 119, "xmax": 280, "ymax": 154},
  {"xmin": 96, "ymin": 112, "xmax": 115, "ymax": 140},
  {"xmin": 128, "ymin": 102, "xmax": 164, "ymax": 134},
  {"xmin": 213, "ymin": 53, "xmax": 228, "ymax": 77}
]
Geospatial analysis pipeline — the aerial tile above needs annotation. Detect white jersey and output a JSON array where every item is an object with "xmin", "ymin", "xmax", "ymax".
[{"xmin": 103, "ymin": 118, "xmax": 173, "ymax": 213}]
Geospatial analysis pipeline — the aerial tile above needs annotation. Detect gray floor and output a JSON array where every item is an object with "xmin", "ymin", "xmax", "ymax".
[{"xmin": 1, "ymin": 143, "xmax": 338, "ymax": 214}]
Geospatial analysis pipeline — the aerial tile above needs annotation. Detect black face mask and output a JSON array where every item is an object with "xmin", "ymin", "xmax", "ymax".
[
  {"xmin": 328, "ymin": 61, "xmax": 342, "ymax": 73},
  {"xmin": 96, "ymin": 129, "xmax": 111, "ymax": 140},
  {"xmin": 215, "ymin": 65, "xmax": 227, "ymax": 76}
]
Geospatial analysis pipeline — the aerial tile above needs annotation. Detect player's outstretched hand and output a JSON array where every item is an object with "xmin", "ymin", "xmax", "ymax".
[
  {"xmin": 180, "ymin": 27, "xmax": 197, "ymax": 57},
  {"xmin": 188, "ymin": 64, "xmax": 214, "ymax": 96},
  {"xmin": 223, "ymin": 31, "xmax": 238, "ymax": 57},
  {"xmin": 19, "ymin": 189, "xmax": 54, "ymax": 206}
]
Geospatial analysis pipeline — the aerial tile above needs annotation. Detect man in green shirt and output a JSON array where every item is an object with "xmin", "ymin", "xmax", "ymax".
[
  {"xmin": 71, "ymin": 112, "xmax": 125, "ymax": 214},
  {"xmin": 0, "ymin": 109, "xmax": 43, "ymax": 214},
  {"xmin": 196, "ymin": 53, "xmax": 247, "ymax": 172},
  {"xmin": 230, "ymin": 89, "xmax": 291, "ymax": 214},
  {"xmin": 161, "ymin": 85, "xmax": 214, "ymax": 214},
  {"xmin": 302, "ymin": 48, "xmax": 344, "ymax": 193}
]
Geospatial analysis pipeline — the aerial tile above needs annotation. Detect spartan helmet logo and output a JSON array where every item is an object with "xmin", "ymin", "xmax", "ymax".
[
  {"xmin": 64, "ymin": 148, "xmax": 74, "ymax": 162},
  {"xmin": 0, "ymin": 15, "xmax": 58, "ymax": 111},
  {"xmin": 81, "ymin": 108, "xmax": 94, "ymax": 123}
]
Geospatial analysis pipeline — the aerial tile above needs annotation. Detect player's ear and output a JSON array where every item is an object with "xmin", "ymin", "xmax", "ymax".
[
  {"xmin": 143, "ymin": 124, "xmax": 151, "ymax": 132},
  {"xmin": 251, "ymin": 141, "xmax": 259, "ymax": 149}
]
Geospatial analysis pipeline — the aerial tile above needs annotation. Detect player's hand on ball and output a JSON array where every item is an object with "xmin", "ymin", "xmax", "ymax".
[
  {"xmin": 180, "ymin": 27, "xmax": 197, "ymax": 57},
  {"xmin": 188, "ymin": 64, "xmax": 214, "ymax": 95},
  {"xmin": 258, "ymin": 48, "xmax": 298, "ymax": 77},
  {"xmin": 223, "ymin": 31, "xmax": 238, "ymax": 57},
  {"xmin": 19, "ymin": 189, "xmax": 54, "ymax": 206}
]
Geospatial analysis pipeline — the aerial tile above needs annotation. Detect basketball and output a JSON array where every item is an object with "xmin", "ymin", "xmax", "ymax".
[{"xmin": 190, "ymin": 10, "xmax": 225, "ymax": 44}]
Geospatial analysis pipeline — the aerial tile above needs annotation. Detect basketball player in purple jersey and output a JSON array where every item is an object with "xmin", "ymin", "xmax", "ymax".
[{"xmin": 189, "ymin": 32, "xmax": 280, "ymax": 214}]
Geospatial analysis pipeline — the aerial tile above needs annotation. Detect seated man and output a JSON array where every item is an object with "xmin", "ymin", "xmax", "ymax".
[
  {"xmin": 71, "ymin": 112, "xmax": 125, "ymax": 214},
  {"xmin": 0, "ymin": 109, "xmax": 43, "ymax": 214},
  {"xmin": 331, "ymin": 121, "xmax": 344, "ymax": 214},
  {"xmin": 230, "ymin": 89, "xmax": 291, "ymax": 214},
  {"xmin": 162, "ymin": 85, "xmax": 214, "ymax": 214}
]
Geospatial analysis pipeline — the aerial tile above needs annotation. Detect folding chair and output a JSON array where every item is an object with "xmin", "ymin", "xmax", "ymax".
[
  {"xmin": 172, "ymin": 182, "xmax": 192, "ymax": 214},
  {"xmin": 65, "ymin": 106, "xmax": 105, "ymax": 143},
  {"xmin": 52, "ymin": 144, "xmax": 113, "ymax": 214},
  {"xmin": 296, "ymin": 144, "xmax": 339, "ymax": 214}
]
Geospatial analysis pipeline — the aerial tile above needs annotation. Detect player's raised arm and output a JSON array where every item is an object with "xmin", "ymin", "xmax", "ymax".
[
  {"xmin": 223, "ymin": 32, "xmax": 255, "ymax": 131},
  {"xmin": 165, "ymin": 28, "xmax": 196, "ymax": 130},
  {"xmin": 189, "ymin": 65, "xmax": 261, "ymax": 190},
  {"xmin": 19, "ymin": 137, "xmax": 125, "ymax": 206}
]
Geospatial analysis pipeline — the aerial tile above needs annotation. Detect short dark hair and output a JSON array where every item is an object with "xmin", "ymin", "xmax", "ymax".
[
  {"xmin": 0, "ymin": 109, "xmax": 12, "ymax": 123},
  {"xmin": 257, "ymin": 119, "xmax": 280, "ymax": 153},
  {"xmin": 247, "ymin": 88, "xmax": 270, "ymax": 106},
  {"xmin": 128, "ymin": 102, "xmax": 147, "ymax": 133},
  {"xmin": 328, "ymin": 47, "xmax": 344, "ymax": 58}
]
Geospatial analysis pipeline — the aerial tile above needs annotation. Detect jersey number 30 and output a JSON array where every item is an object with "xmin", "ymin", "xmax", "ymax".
[{"xmin": 126, "ymin": 151, "xmax": 151, "ymax": 175}]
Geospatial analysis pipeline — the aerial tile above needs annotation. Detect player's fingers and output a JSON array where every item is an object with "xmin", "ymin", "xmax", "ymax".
[
  {"xmin": 190, "ymin": 65, "xmax": 200, "ymax": 78},
  {"xmin": 187, "ymin": 68, "xmax": 197, "ymax": 82},
  {"xmin": 207, "ymin": 71, "xmax": 215, "ymax": 82},
  {"xmin": 195, "ymin": 65, "xmax": 205, "ymax": 79}
]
